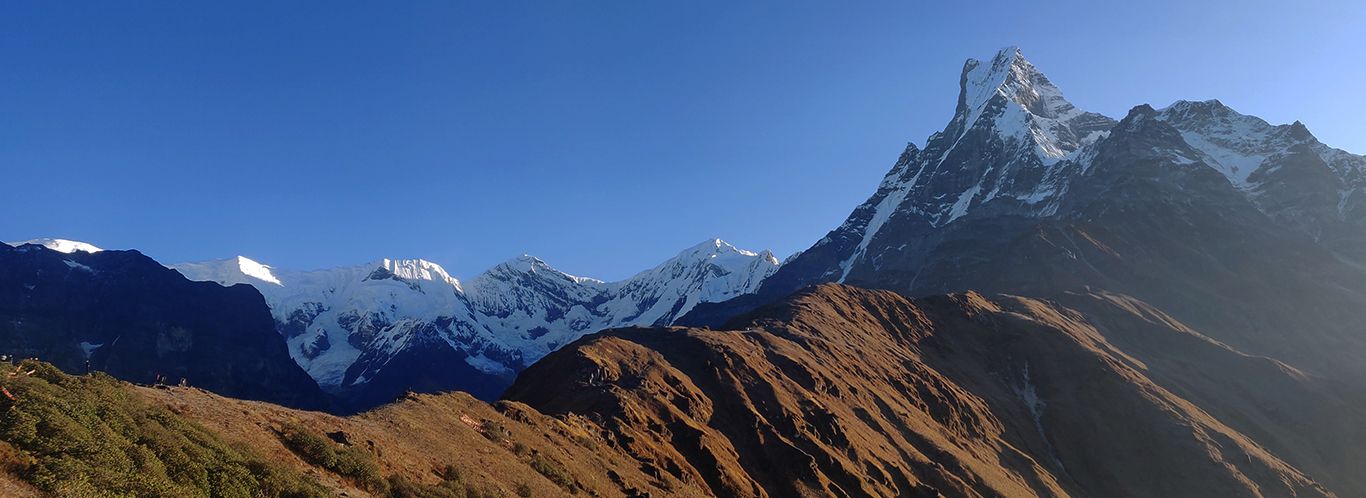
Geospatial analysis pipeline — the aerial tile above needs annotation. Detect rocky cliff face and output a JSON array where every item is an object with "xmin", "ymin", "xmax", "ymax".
[
  {"xmin": 0, "ymin": 242, "xmax": 329, "ymax": 410},
  {"xmin": 512, "ymin": 284, "xmax": 1364, "ymax": 497}
]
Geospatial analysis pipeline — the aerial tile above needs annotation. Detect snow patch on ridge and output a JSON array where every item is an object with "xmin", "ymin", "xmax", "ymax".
[
  {"xmin": 1155, "ymin": 100, "xmax": 1281, "ymax": 188},
  {"xmin": 10, "ymin": 238, "xmax": 103, "ymax": 254},
  {"xmin": 236, "ymin": 256, "xmax": 282, "ymax": 286}
]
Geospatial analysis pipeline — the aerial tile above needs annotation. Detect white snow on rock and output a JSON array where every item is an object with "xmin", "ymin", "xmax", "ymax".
[
  {"xmin": 1154, "ymin": 99, "xmax": 1366, "ymax": 227},
  {"xmin": 1156, "ymin": 100, "xmax": 1290, "ymax": 188},
  {"xmin": 62, "ymin": 260, "xmax": 94, "ymax": 273},
  {"xmin": 1157, "ymin": 100, "xmax": 1366, "ymax": 202},
  {"xmin": 173, "ymin": 256, "xmax": 481, "ymax": 386}
]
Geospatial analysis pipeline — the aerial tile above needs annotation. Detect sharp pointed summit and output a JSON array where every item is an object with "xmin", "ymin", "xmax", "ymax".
[
  {"xmin": 949, "ymin": 46, "xmax": 1115, "ymax": 161},
  {"xmin": 754, "ymin": 47, "xmax": 1121, "ymax": 292}
]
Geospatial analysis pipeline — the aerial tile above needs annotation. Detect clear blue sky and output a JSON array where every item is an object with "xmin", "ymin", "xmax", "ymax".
[{"xmin": 4, "ymin": 1, "xmax": 1363, "ymax": 280}]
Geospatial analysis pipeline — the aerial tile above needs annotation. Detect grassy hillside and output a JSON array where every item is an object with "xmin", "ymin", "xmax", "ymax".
[{"xmin": 0, "ymin": 358, "xmax": 694, "ymax": 498}]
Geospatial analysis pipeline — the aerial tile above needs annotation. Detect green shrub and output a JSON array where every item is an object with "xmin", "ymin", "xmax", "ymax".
[
  {"xmin": 386, "ymin": 473, "xmax": 471, "ymax": 498},
  {"xmin": 481, "ymin": 420, "xmax": 511, "ymax": 442},
  {"xmin": 465, "ymin": 482, "xmax": 506, "ymax": 498},
  {"xmin": 278, "ymin": 421, "xmax": 387, "ymax": 492},
  {"xmin": 529, "ymin": 454, "xmax": 577, "ymax": 493},
  {"xmin": 279, "ymin": 422, "xmax": 338, "ymax": 468},
  {"xmin": 278, "ymin": 422, "xmax": 500, "ymax": 498},
  {"xmin": 337, "ymin": 445, "xmax": 385, "ymax": 489},
  {"xmin": 572, "ymin": 433, "xmax": 598, "ymax": 451},
  {"xmin": 438, "ymin": 464, "xmax": 463, "ymax": 483}
]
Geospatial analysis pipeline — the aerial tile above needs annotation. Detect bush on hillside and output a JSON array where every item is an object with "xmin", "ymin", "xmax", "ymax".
[
  {"xmin": 279, "ymin": 422, "xmax": 501, "ymax": 498},
  {"xmin": 529, "ymin": 453, "xmax": 577, "ymax": 493},
  {"xmin": 279, "ymin": 421, "xmax": 385, "ymax": 492}
]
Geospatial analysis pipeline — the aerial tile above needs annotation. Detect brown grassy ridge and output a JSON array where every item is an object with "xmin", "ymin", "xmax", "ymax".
[{"xmin": 134, "ymin": 386, "xmax": 708, "ymax": 498}]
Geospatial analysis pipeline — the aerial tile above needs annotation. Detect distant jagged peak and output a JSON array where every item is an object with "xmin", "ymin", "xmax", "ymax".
[
  {"xmin": 1160, "ymin": 98, "xmax": 1236, "ymax": 116},
  {"xmin": 494, "ymin": 254, "xmax": 557, "ymax": 274},
  {"xmin": 478, "ymin": 254, "xmax": 604, "ymax": 286},
  {"xmin": 1154, "ymin": 98, "xmax": 1346, "ymax": 187},
  {"xmin": 677, "ymin": 238, "xmax": 771, "ymax": 260},
  {"xmin": 9, "ymin": 238, "xmax": 103, "ymax": 254},
  {"xmin": 1157, "ymin": 99, "xmax": 1320, "ymax": 142},
  {"xmin": 1156, "ymin": 99, "xmax": 1282, "ymax": 139},
  {"xmin": 635, "ymin": 239, "xmax": 781, "ymax": 278}
]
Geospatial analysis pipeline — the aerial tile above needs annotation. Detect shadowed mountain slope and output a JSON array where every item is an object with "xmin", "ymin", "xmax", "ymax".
[
  {"xmin": 0, "ymin": 242, "xmax": 329, "ymax": 410},
  {"xmin": 510, "ymin": 284, "xmax": 1362, "ymax": 497}
]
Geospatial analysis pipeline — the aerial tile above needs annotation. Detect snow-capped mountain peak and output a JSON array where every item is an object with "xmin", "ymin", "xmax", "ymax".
[
  {"xmin": 677, "ymin": 238, "xmax": 776, "ymax": 262},
  {"xmin": 952, "ymin": 47, "xmax": 1111, "ymax": 162},
  {"xmin": 483, "ymin": 254, "xmax": 603, "ymax": 285},
  {"xmin": 9, "ymin": 238, "xmax": 103, "ymax": 254},
  {"xmin": 814, "ymin": 48, "xmax": 1120, "ymax": 283},
  {"xmin": 763, "ymin": 46, "xmax": 1366, "ymax": 306}
]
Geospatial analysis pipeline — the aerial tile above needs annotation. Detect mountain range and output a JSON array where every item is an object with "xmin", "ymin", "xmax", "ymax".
[
  {"xmin": 5, "ymin": 46, "xmax": 1366, "ymax": 496},
  {"xmin": 166, "ymin": 238, "xmax": 774, "ymax": 409}
]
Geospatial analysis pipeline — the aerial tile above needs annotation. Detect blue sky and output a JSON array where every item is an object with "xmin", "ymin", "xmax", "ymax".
[{"xmin": 3, "ymin": 1, "xmax": 1363, "ymax": 280}]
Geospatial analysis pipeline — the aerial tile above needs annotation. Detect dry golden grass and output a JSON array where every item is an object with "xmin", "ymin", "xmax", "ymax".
[{"xmin": 136, "ymin": 385, "xmax": 707, "ymax": 497}]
